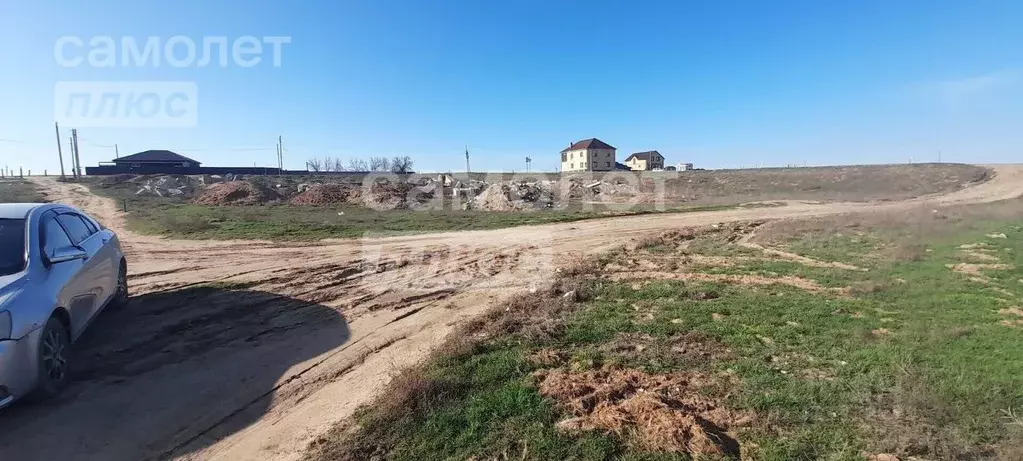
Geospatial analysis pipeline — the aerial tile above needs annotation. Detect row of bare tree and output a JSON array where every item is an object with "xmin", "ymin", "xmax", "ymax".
[{"xmin": 306, "ymin": 156, "xmax": 414, "ymax": 173}]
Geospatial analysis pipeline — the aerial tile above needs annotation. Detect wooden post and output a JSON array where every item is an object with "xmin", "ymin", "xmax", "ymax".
[{"xmin": 55, "ymin": 122, "xmax": 66, "ymax": 179}]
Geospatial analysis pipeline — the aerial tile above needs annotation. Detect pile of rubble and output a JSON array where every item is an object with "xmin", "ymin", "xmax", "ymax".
[
  {"xmin": 288, "ymin": 180, "xmax": 441, "ymax": 210},
  {"xmin": 193, "ymin": 181, "xmax": 280, "ymax": 205},
  {"xmin": 132, "ymin": 175, "xmax": 198, "ymax": 198},
  {"xmin": 109, "ymin": 172, "xmax": 647, "ymax": 210},
  {"xmin": 465, "ymin": 177, "xmax": 640, "ymax": 211},
  {"xmin": 470, "ymin": 181, "xmax": 557, "ymax": 211},
  {"xmin": 290, "ymin": 184, "xmax": 361, "ymax": 205},
  {"xmin": 564, "ymin": 176, "xmax": 640, "ymax": 201}
]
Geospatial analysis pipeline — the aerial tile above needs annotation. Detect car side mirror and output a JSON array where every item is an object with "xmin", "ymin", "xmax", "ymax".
[{"xmin": 47, "ymin": 246, "xmax": 87, "ymax": 264}]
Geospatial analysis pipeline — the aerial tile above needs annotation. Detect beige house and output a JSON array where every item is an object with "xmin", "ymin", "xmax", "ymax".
[
  {"xmin": 560, "ymin": 138, "xmax": 616, "ymax": 172},
  {"xmin": 624, "ymin": 151, "xmax": 665, "ymax": 171}
]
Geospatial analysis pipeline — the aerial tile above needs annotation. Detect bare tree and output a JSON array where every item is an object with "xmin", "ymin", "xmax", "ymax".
[
  {"xmin": 390, "ymin": 155, "xmax": 414, "ymax": 174},
  {"xmin": 369, "ymin": 156, "xmax": 390, "ymax": 172},
  {"xmin": 347, "ymin": 158, "xmax": 369, "ymax": 171},
  {"xmin": 306, "ymin": 157, "xmax": 323, "ymax": 172},
  {"xmin": 331, "ymin": 157, "xmax": 346, "ymax": 172}
]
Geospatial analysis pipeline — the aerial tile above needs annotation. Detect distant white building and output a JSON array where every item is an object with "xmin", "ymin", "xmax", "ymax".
[
  {"xmin": 560, "ymin": 138, "xmax": 616, "ymax": 172},
  {"xmin": 678, "ymin": 162, "xmax": 694, "ymax": 171}
]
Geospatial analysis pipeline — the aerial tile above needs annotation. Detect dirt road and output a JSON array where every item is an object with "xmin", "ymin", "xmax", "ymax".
[{"xmin": 2, "ymin": 165, "xmax": 1022, "ymax": 461}]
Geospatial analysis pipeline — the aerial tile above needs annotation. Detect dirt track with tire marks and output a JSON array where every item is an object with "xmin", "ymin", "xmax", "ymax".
[{"xmin": 1, "ymin": 166, "xmax": 1021, "ymax": 461}]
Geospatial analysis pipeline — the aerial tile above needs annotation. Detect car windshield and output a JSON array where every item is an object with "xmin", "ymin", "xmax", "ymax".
[{"xmin": 0, "ymin": 218, "xmax": 27, "ymax": 276}]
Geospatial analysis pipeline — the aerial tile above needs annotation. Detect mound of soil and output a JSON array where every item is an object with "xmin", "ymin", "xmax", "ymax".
[
  {"xmin": 536, "ymin": 367, "xmax": 749, "ymax": 456},
  {"xmin": 290, "ymin": 184, "xmax": 362, "ymax": 205},
  {"xmin": 194, "ymin": 181, "xmax": 280, "ymax": 205}
]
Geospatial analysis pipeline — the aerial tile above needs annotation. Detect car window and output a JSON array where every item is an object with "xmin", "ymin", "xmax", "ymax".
[
  {"xmin": 56, "ymin": 213, "xmax": 94, "ymax": 244},
  {"xmin": 0, "ymin": 219, "xmax": 27, "ymax": 276},
  {"xmin": 80, "ymin": 215, "xmax": 99, "ymax": 234},
  {"xmin": 41, "ymin": 216, "xmax": 74, "ymax": 256}
]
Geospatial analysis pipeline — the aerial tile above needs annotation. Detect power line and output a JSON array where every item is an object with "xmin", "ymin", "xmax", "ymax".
[{"xmin": 0, "ymin": 138, "xmax": 49, "ymax": 145}]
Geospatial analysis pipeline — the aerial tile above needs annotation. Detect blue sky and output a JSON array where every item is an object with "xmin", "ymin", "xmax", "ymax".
[{"xmin": 1, "ymin": 0, "xmax": 1021, "ymax": 174}]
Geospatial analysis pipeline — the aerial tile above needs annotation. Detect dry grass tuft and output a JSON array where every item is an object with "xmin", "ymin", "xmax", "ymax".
[
  {"xmin": 867, "ymin": 363, "xmax": 1002, "ymax": 460},
  {"xmin": 850, "ymin": 280, "xmax": 893, "ymax": 297},
  {"xmin": 891, "ymin": 243, "xmax": 928, "ymax": 262},
  {"xmin": 536, "ymin": 367, "xmax": 749, "ymax": 456}
]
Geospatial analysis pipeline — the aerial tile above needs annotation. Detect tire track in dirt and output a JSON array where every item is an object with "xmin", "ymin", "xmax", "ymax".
[{"xmin": 2, "ymin": 165, "xmax": 1020, "ymax": 461}]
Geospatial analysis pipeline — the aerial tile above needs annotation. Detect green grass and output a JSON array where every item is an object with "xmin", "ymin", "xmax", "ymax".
[
  {"xmin": 83, "ymin": 179, "xmax": 743, "ymax": 240},
  {"xmin": 307, "ymin": 201, "xmax": 1023, "ymax": 461},
  {"xmin": 0, "ymin": 179, "xmax": 46, "ymax": 203}
]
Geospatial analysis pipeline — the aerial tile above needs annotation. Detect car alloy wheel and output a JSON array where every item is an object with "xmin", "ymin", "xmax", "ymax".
[
  {"xmin": 117, "ymin": 270, "xmax": 128, "ymax": 301},
  {"xmin": 41, "ymin": 328, "xmax": 68, "ymax": 383}
]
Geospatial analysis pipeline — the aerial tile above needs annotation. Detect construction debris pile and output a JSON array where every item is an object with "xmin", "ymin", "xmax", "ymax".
[
  {"xmin": 134, "ymin": 176, "xmax": 198, "ymax": 198},
  {"xmin": 290, "ymin": 184, "xmax": 362, "ymax": 205},
  {"xmin": 99, "ymin": 173, "xmax": 650, "ymax": 211},
  {"xmin": 98, "ymin": 174, "xmax": 202, "ymax": 198},
  {"xmin": 470, "ymin": 181, "xmax": 557, "ymax": 211},
  {"xmin": 194, "ymin": 181, "xmax": 281, "ymax": 205}
]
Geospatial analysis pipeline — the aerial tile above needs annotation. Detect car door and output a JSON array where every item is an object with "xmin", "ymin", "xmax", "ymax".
[
  {"xmin": 55, "ymin": 212, "xmax": 109, "ymax": 333},
  {"xmin": 39, "ymin": 213, "xmax": 94, "ymax": 339},
  {"xmin": 76, "ymin": 212, "xmax": 119, "ymax": 307}
]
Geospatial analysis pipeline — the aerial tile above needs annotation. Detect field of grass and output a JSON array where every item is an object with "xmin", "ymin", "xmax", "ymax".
[
  {"xmin": 306, "ymin": 200, "xmax": 1023, "ymax": 460},
  {"xmin": 78, "ymin": 162, "xmax": 987, "ymax": 241},
  {"xmin": 83, "ymin": 179, "xmax": 742, "ymax": 240},
  {"xmin": 0, "ymin": 179, "xmax": 46, "ymax": 203},
  {"xmin": 654, "ymin": 163, "xmax": 990, "ymax": 205}
]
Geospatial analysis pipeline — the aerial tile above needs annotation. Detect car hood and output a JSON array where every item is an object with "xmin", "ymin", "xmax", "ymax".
[{"xmin": 0, "ymin": 274, "xmax": 27, "ymax": 306}]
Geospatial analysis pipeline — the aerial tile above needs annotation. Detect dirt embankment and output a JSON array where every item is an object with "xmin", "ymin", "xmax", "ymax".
[{"xmin": 2, "ymin": 165, "xmax": 1020, "ymax": 461}]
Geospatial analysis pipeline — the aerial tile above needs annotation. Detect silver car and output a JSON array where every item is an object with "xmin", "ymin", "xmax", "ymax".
[{"xmin": 0, "ymin": 203, "xmax": 127, "ymax": 408}]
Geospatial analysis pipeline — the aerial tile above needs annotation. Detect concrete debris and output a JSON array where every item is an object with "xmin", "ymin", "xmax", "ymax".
[
  {"xmin": 469, "ymin": 181, "xmax": 556, "ymax": 211},
  {"xmin": 134, "ymin": 175, "xmax": 198, "ymax": 198}
]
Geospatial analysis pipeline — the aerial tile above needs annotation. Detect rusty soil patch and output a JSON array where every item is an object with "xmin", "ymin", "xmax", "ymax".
[{"xmin": 536, "ymin": 367, "xmax": 750, "ymax": 456}]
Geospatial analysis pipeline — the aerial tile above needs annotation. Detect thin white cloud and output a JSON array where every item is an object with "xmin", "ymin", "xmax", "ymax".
[{"xmin": 920, "ymin": 69, "xmax": 1021, "ymax": 104}]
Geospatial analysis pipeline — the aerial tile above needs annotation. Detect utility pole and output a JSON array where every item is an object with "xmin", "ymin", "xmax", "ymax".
[
  {"xmin": 55, "ymin": 122, "xmax": 66, "ymax": 179},
  {"xmin": 938, "ymin": 151, "xmax": 942, "ymax": 163},
  {"xmin": 277, "ymin": 135, "xmax": 283, "ymax": 174},
  {"xmin": 115, "ymin": 143, "xmax": 119, "ymax": 159},
  {"xmin": 465, "ymin": 145, "xmax": 471, "ymax": 176},
  {"xmin": 71, "ymin": 128, "xmax": 82, "ymax": 178},
  {"xmin": 69, "ymin": 137, "xmax": 77, "ymax": 179}
]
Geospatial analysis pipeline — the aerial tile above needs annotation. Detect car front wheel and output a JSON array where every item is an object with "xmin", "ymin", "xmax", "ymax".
[
  {"xmin": 111, "ymin": 261, "xmax": 128, "ymax": 308},
  {"xmin": 36, "ymin": 317, "xmax": 71, "ymax": 397}
]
